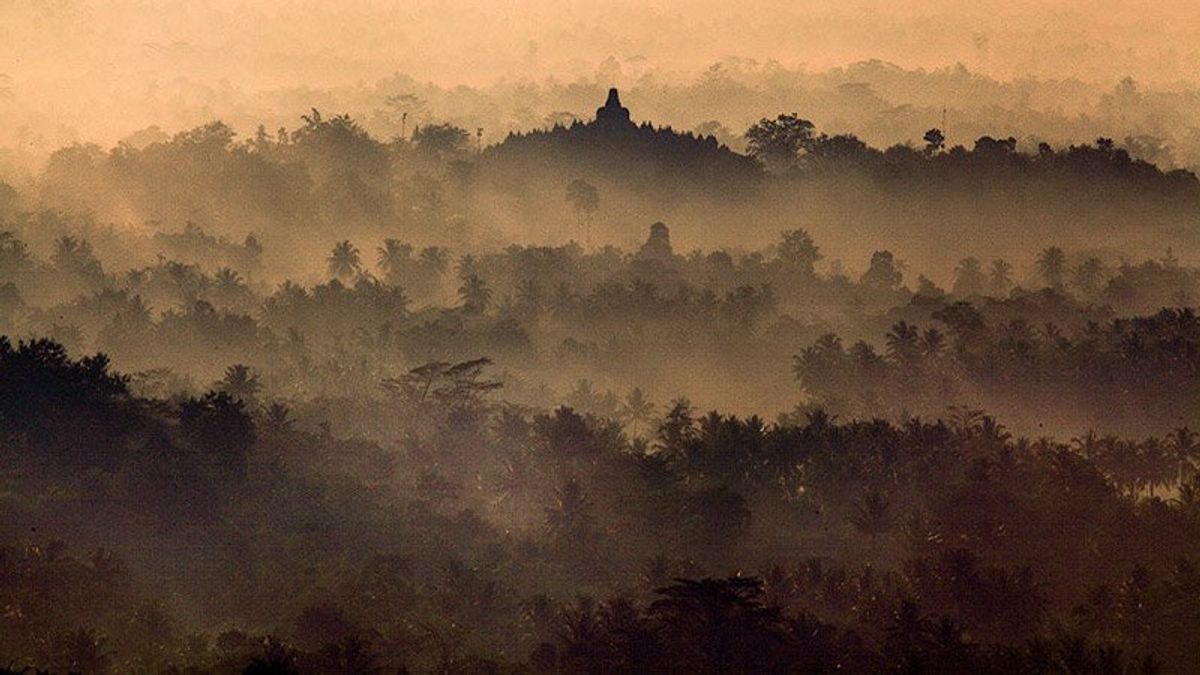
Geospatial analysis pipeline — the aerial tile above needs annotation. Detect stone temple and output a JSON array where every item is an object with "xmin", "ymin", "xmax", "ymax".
[
  {"xmin": 638, "ymin": 222, "xmax": 674, "ymax": 260},
  {"xmin": 595, "ymin": 88, "xmax": 634, "ymax": 129}
]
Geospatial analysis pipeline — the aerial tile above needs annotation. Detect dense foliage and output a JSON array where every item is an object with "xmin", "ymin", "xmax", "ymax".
[
  {"xmin": 1, "ymin": 100, "xmax": 1199, "ymax": 673},
  {"xmin": 1, "ymin": 339, "xmax": 1200, "ymax": 672}
]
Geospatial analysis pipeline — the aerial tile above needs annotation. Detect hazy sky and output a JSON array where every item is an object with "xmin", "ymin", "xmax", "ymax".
[{"xmin": 4, "ymin": 0, "xmax": 1200, "ymax": 146}]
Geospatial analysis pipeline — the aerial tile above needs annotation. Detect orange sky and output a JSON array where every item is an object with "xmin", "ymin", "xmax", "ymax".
[{"xmin": 3, "ymin": 0, "xmax": 1200, "ymax": 147}]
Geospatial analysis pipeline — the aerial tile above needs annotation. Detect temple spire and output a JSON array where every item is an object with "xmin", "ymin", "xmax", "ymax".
[{"xmin": 595, "ymin": 87, "xmax": 633, "ymax": 128}]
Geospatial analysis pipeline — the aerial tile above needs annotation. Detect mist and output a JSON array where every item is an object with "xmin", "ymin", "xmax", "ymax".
[
  {"xmin": 7, "ymin": 0, "xmax": 1200, "ymax": 154},
  {"xmin": 3, "ymin": 2, "xmax": 1200, "ymax": 674}
]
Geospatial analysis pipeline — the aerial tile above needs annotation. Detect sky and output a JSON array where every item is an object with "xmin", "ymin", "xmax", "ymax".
[{"xmin": 3, "ymin": 0, "xmax": 1200, "ymax": 147}]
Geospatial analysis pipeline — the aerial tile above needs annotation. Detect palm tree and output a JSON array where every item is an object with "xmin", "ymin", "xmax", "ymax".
[
  {"xmin": 989, "ymin": 259, "xmax": 1013, "ymax": 296},
  {"xmin": 53, "ymin": 235, "xmax": 81, "ymax": 261},
  {"xmin": 213, "ymin": 267, "xmax": 244, "ymax": 293},
  {"xmin": 1170, "ymin": 427, "xmax": 1199, "ymax": 487},
  {"xmin": 121, "ymin": 294, "xmax": 153, "ymax": 327},
  {"xmin": 214, "ymin": 266, "xmax": 241, "ymax": 286},
  {"xmin": 1072, "ymin": 257, "xmax": 1107, "ymax": 298},
  {"xmin": 952, "ymin": 257, "xmax": 985, "ymax": 297},
  {"xmin": 648, "ymin": 576, "xmax": 783, "ymax": 673},
  {"xmin": 978, "ymin": 415, "xmax": 1011, "ymax": 447},
  {"xmin": 566, "ymin": 179, "xmax": 600, "ymax": 245},
  {"xmin": 516, "ymin": 278, "xmax": 544, "ymax": 311},
  {"xmin": 920, "ymin": 328, "xmax": 945, "ymax": 360},
  {"xmin": 885, "ymin": 320, "xmax": 921, "ymax": 365},
  {"xmin": 458, "ymin": 274, "xmax": 492, "ymax": 314},
  {"xmin": 851, "ymin": 490, "xmax": 892, "ymax": 542},
  {"xmin": 0, "ymin": 230, "xmax": 29, "ymax": 276},
  {"xmin": 376, "ymin": 239, "xmax": 412, "ymax": 283},
  {"xmin": 621, "ymin": 387, "xmax": 658, "ymax": 436},
  {"xmin": 419, "ymin": 246, "xmax": 450, "ymax": 274},
  {"xmin": 327, "ymin": 240, "xmax": 361, "ymax": 280},
  {"xmin": 1173, "ymin": 474, "xmax": 1200, "ymax": 520},
  {"xmin": 52, "ymin": 235, "xmax": 102, "ymax": 279},
  {"xmin": 217, "ymin": 364, "xmax": 261, "ymax": 402},
  {"xmin": 546, "ymin": 478, "xmax": 595, "ymax": 545},
  {"xmin": 263, "ymin": 401, "xmax": 294, "ymax": 432},
  {"xmin": 566, "ymin": 379, "xmax": 600, "ymax": 414},
  {"xmin": 1140, "ymin": 438, "xmax": 1175, "ymax": 497},
  {"xmin": 1036, "ymin": 247, "xmax": 1067, "ymax": 289}
]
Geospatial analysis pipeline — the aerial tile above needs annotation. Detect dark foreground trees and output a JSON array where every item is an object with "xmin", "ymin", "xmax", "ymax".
[{"xmin": 0, "ymin": 339, "xmax": 1198, "ymax": 672}]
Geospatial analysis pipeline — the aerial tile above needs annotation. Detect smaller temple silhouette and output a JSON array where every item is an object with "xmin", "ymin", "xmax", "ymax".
[
  {"xmin": 595, "ymin": 88, "xmax": 633, "ymax": 129},
  {"xmin": 637, "ymin": 222, "xmax": 674, "ymax": 260}
]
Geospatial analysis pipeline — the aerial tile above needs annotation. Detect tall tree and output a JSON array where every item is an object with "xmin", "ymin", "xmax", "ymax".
[
  {"xmin": 1170, "ymin": 427, "xmax": 1199, "ymax": 487},
  {"xmin": 777, "ymin": 229, "xmax": 822, "ymax": 275},
  {"xmin": 376, "ymin": 238, "xmax": 412, "ymax": 284},
  {"xmin": 217, "ymin": 364, "xmax": 261, "ymax": 402},
  {"xmin": 952, "ymin": 257, "xmax": 986, "ymax": 297},
  {"xmin": 1072, "ymin": 257, "xmax": 1108, "ymax": 298},
  {"xmin": 458, "ymin": 274, "xmax": 492, "ymax": 314},
  {"xmin": 566, "ymin": 179, "xmax": 600, "ymax": 245},
  {"xmin": 923, "ymin": 128, "xmax": 946, "ymax": 154},
  {"xmin": 621, "ymin": 387, "xmax": 658, "ymax": 436},
  {"xmin": 327, "ymin": 240, "xmax": 362, "ymax": 281},
  {"xmin": 862, "ymin": 251, "xmax": 905, "ymax": 291},
  {"xmin": 886, "ymin": 320, "xmax": 921, "ymax": 366},
  {"xmin": 745, "ymin": 114, "xmax": 816, "ymax": 172},
  {"xmin": 1036, "ymin": 247, "xmax": 1067, "ymax": 289},
  {"xmin": 989, "ymin": 259, "xmax": 1013, "ymax": 296}
]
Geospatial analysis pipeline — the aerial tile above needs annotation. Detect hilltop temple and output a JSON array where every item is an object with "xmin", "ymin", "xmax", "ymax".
[
  {"xmin": 637, "ymin": 222, "xmax": 674, "ymax": 260},
  {"xmin": 481, "ymin": 86, "xmax": 761, "ymax": 196},
  {"xmin": 595, "ymin": 88, "xmax": 634, "ymax": 129}
]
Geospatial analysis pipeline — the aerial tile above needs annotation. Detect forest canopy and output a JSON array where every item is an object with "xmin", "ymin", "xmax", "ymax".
[{"xmin": 1, "ymin": 69, "xmax": 1200, "ymax": 673}]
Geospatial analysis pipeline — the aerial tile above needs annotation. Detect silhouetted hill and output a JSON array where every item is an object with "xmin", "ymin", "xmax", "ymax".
[{"xmin": 479, "ymin": 89, "xmax": 762, "ymax": 202}]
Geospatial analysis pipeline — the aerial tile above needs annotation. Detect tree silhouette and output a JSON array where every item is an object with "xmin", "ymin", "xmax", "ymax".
[
  {"xmin": 179, "ymin": 391, "xmax": 255, "ymax": 480},
  {"xmin": 242, "ymin": 637, "xmax": 300, "ymax": 675},
  {"xmin": 327, "ymin": 240, "xmax": 362, "ymax": 280},
  {"xmin": 989, "ymin": 259, "xmax": 1013, "ymax": 296},
  {"xmin": 49, "ymin": 235, "xmax": 105, "ymax": 288},
  {"xmin": 851, "ymin": 489, "xmax": 893, "ymax": 542},
  {"xmin": 649, "ymin": 577, "xmax": 787, "ymax": 673},
  {"xmin": 381, "ymin": 357, "xmax": 502, "ymax": 413},
  {"xmin": 214, "ymin": 267, "xmax": 246, "ymax": 297},
  {"xmin": 621, "ymin": 387, "xmax": 657, "ymax": 436},
  {"xmin": 861, "ymin": 251, "xmax": 904, "ymax": 290},
  {"xmin": 376, "ymin": 239, "xmax": 412, "ymax": 284},
  {"xmin": 458, "ymin": 273, "xmax": 492, "ymax": 314},
  {"xmin": 419, "ymin": 246, "xmax": 450, "ymax": 274},
  {"xmin": 777, "ymin": 229, "xmax": 821, "ymax": 275},
  {"xmin": 1169, "ymin": 427, "xmax": 1199, "ymax": 487},
  {"xmin": 886, "ymin": 320, "xmax": 921, "ymax": 365},
  {"xmin": 921, "ymin": 328, "xmax": 946, "ymax": 360},
  {"xmin": 1072, "ymin": 256, "xmax": 1107, "ymax": 297},
  {"xmin": 953, "ymin": 257, "xmax": 986, "ymax": 296},
  {"xmin": 217, "ymin": 364, "xmax": 262, "ymax": 402},
  {"xmin": 923, "ymin": 128, "xmax": 946, "ymax": 154},
  {"xmin": 566, "ymin": 179, "xmax": 600, "ymax": 245},
  {"xmin": 546, "ymin": 478, "xmax": 596, "ymax": 547},
  {"xmin": 745, "ymin": 113, "xmax": 815, "ymax": 172},
  {"xmin": 262, "ymin": 401, "xmax": 295, "ymax": 433},
  {"xmin": 1036, "ymin": 247, "xmax": 1067, "ymax": 289},
  {"xmin": 412, "ymin": 123, "xmax": 470, "ymax": 163}
]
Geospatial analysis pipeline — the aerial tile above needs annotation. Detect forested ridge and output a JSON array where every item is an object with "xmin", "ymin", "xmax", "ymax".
[
  {"xmin": 1, "ymin": 97, "xmax": 1200, "ymax": 673},
  {"xmin": 4, "ymin": 337, "xmax": 1200, "ymax": 673}
]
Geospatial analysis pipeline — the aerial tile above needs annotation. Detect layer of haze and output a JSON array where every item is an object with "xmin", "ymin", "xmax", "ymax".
[{"xmin": 6, "ymin": 0, "xmax": 1200, "ymax": 149}]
